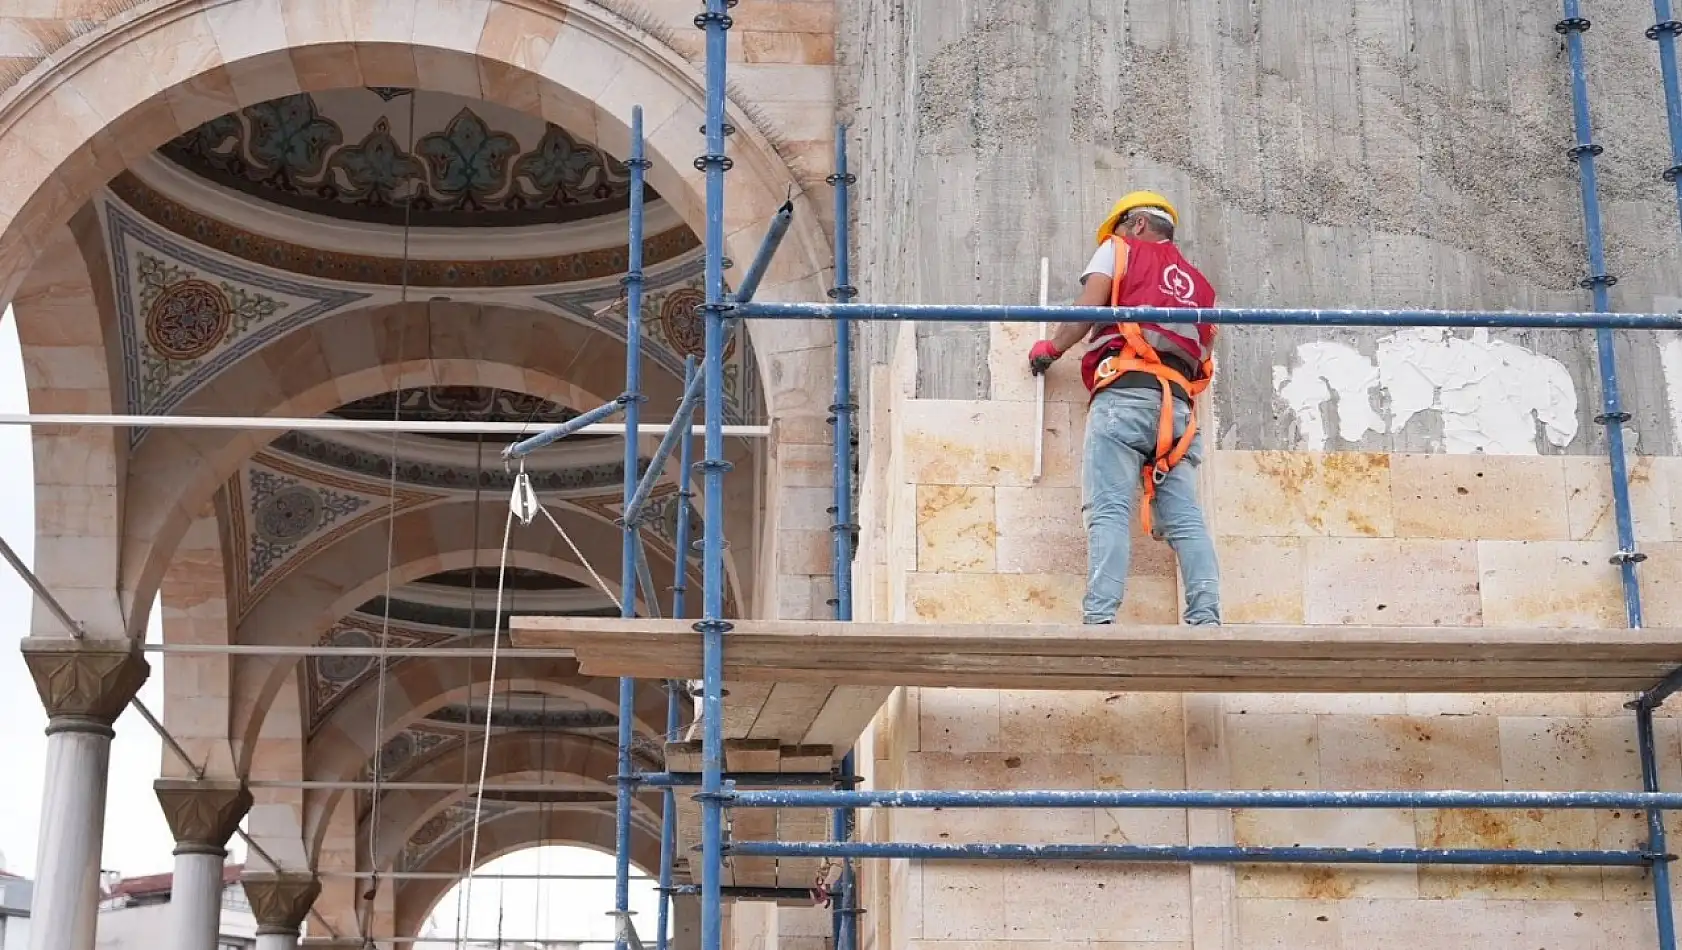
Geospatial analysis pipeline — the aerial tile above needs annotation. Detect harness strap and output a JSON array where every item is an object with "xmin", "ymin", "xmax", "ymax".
[{"xmin": 1092, "ymin": 237, "xmax": 1212, "ymax": 537}]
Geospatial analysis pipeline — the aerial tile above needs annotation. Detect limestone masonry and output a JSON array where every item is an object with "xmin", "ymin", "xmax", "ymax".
[{"xmin": 1, "ymin": 0, "xmax": 1680, "ymax": 949}]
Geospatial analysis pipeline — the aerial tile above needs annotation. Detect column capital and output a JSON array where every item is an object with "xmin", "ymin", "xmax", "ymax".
[
  {"xmin": 241, "ymin": 871, "xmax": 321, "ymax": 936},
  {"xmin": 154, "ymin": 779, "xmax": 252, "ymax": 853},
  {"xmin": 20, "ymin": 637, "xmax": 149, "ymax": 734}
]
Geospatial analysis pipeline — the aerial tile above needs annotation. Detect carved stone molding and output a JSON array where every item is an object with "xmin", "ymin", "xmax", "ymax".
[
  {"xmin": 298, "ymin": 940, "xmax": 369, "ymax": 949},
  {"xmin": 19, "ymin": 638, "xmax": 150, "ymax": 731},
  {"xmin": 241, "ymin": 872, "xmax": 322, "ymax": 935},
  {"xmin": 154, "ymin": 779, "xmax": 253, "ymax": 852}
]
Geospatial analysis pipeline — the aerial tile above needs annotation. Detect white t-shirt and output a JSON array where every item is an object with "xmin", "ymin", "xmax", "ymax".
[{"xmin": 1081, "ymin": 242, "xmax": 1121, "ymax": 281}]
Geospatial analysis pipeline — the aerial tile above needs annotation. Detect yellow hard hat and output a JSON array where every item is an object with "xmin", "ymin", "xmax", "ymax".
[{"xmin": 1096, "ymin": 190, "xmax": 1180, "ymax": 244}]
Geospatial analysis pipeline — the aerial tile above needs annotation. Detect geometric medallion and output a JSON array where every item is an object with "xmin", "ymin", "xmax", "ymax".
[{"xmin": 145, "ymin": 278, "xmax": 232, "ymax": 361}]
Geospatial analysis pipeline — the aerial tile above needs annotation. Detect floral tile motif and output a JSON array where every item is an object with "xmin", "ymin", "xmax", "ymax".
[
  {"xmin": 104, "ymin": 197, "xmax": 371, "ymax": 441},
  {"xmin": 243, "ymin": 468, "xmax": 369, "ymax": 585},
  {"xmin": 108, "ymin": 172, "xmax": 700, "ymax": 289},
  {"xmin": 399, "ymin": 799, "xmax": 519, "ymax": 872},
  {"xmin": 225, "ymin": 452, "xmax": 440, "ymax": 620},
  {"xmin": 304, "ymin": 614, "xmax": 456, "ymax": 736},
  {"xmin": 159, "ymin": 89, "xmax": 644, "ymax": 229}
]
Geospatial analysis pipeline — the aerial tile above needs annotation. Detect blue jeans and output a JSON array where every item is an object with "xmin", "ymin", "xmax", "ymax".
[{"xmin": 1081, "ymin": 386, "xmax": 1221, "ymax": 625}]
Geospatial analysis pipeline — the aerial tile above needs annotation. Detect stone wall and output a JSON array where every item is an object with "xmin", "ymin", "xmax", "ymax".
[
  {"xmin": 849, "ymin": 326, "xmax": 1682, "ymax": 948},
  {"xmin": 840, "ymin": 0, "xmax": 1682, "ymax": 456},
  {"xmin": 840, "ymin": 1, "xmax": 1682, "ymax": 946}
]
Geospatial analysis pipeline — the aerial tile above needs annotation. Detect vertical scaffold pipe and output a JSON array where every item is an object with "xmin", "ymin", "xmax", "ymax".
[
  {"xmin": 1638, "ymin": 704, "xmax": 1677, "ymax": 949},
  {"xmin": 614, "ymin": 104, "xmax": 650, "ymax": 950},
  {"xmin": 1560, "ymin": 5, "xmax": 1672, "ymax": 948},
  {"xmin": 695, "ymin": 3, "xmax": 735, "ymax": 950},
  {"xmin": 827, "ymin": 122, "xmax": 859, "ymax": 950},
  {"xmin": 1559, "ymin": 3, "xmax": 1645, "ymax": 627},
  {"xmin": 1650, "ymin": 1, "xmax": 1682, "ymax": 230},
  {"xmin": 656, "ymin": 356, "xmax": 695, "ymax": 950}
]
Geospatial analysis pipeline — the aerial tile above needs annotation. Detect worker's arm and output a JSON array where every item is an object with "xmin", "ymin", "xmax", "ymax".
[{"xmin": 1029, "ymin": 272, "xmax": 1113, "ymax": 375}]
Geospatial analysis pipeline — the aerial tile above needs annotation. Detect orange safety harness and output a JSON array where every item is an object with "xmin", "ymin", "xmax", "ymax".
[{"xmin": 1087, "ymin": 239, "xmax": 1215, "ymax": 535}]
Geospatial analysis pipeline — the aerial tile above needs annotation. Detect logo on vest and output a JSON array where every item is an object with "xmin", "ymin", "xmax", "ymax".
[{"xmin": 1161, "ymin": 264, "xmax": 1198, "ymax": 305}]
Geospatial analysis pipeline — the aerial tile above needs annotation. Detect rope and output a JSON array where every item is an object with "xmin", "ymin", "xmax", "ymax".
[
  {"xmin": 536, "ymin": 500, "xmax": 623, "ymax": 611},
  {"xmin": 452, "ymin": 434, "xmax": 488, "ymax": 939},
  {"xmin": 360, "ymin": 85, "xmax": 420, "ymax": 939},
  {"xmin": 458, "ymin": 503, "xmax": 516, "ymax": 941}
]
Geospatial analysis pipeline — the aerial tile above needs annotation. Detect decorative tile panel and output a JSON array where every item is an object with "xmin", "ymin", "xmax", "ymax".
[
  {"xmin": 305, "ymin": 614, "xmax": 455, "ymax": 736},
  {"xmin": 225, "ymin": 452, "xmax": 439, "ymax": 618},
  {"xmin": 103, "ymin": 197, "xmax": 371, "ymax": 438}
]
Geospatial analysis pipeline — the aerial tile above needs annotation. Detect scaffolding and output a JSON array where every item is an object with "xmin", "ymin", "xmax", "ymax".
[
  {"xmin": 0, "ymin": 0, "xmax": 1679, "ymax": 948},
  {"xmin": 506, "ymin": 1, "xmax": 1682, "ymax": 949}
]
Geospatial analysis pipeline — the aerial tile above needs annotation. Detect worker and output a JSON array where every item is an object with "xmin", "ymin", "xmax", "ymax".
[{"xmin": 1027, "ymin": 191, "xmax": 1221, "ymax": 626}]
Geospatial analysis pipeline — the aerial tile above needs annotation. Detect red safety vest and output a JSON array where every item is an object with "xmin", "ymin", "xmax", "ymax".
[{"xmin": 1078, "ymin": 236, "xmax": 1218, "ymax": 535}]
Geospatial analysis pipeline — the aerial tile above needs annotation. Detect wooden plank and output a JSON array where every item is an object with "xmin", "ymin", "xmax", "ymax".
[
  {"xmin": 511, "ymin": 617, "xmax": 1682, "ymax": 694},
  {"xmin": 803, "ymin": 686, "xmax": 897, "ymax": 751}
]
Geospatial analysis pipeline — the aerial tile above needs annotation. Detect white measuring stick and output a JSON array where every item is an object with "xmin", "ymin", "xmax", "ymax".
[{"xmin": 1033, "ymin": 256, "xmax": 1049, "ymax": 482}]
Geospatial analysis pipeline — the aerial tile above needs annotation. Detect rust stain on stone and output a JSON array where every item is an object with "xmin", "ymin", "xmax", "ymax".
[{"xmin": 1299, "ymin": 866, "xmax": 1357, "ymax": 900}]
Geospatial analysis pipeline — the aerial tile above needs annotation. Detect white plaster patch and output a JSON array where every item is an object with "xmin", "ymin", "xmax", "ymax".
[
  {"xmin": 1660, "ymin": 337, "xmax": 1682, "ymax": 450},
  {"xmin": 1657, "ymin": 298, "xmax": 1682, "ymax": 452},
  {"xmin": 1272, "ymin": 328, "xmax": 1578, "ymax": 455}
]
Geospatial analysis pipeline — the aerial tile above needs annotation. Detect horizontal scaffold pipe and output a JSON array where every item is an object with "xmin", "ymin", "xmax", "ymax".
[
  {"xmin": 730, "ymin": 301, "xmax": 1682, "ymax": 330},
  {"xmin": 636, "ymin": 771, "xmax": 838, "ymax": 787},
  {"xmin": 728, "ymin": 788, "xmax": 1682, "ymax": 810},
  {"xmin": 141, "ymin": 644, "xmax": 579, "ymax": 659},
  {"xmin": 726, "ymin": 841, "xmax": 1656, "ymax": 867},
  {"xmin": 0, "ymin": 414, "xmax": 769, "ymax": 438}
]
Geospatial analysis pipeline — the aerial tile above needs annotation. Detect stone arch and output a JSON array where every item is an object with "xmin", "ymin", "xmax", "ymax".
[
  {"xmin": 230, "ymin": 513, "xmax": 676, "ymax": 769},
  {"xmin": 394, "ymin": 813, "xmax": 663, "ymax": 940},
  {"xmin": 2, "ymin": 0, "xmax": 830, "ymax": 640},
  {"xmin": 347, "ymin": 730, "xmax": 663, "ymax": 872},
  {"xmin": 303, "ymin": 661, "xmax": 671, "ymax": 790},
  {"xmin": 117, "ymin": 298, "xmax": 743, "ymax": 641}
]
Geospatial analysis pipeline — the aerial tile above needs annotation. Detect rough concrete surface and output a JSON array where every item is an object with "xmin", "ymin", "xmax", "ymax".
[{"xmin": 842, "ymin": 0, "xmax": 1682, "ymax": 456}]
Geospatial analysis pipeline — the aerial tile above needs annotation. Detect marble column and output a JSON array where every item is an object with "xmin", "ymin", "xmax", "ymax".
[
  {"xmin": 155, "ymin": 779, "xmax": 253, "ymax": 950},
  {"xmin": 20, "ymin": 637, "xmax": 150, "ymax": 950},
  {"xmin": 242, "ymin": 872, "xmax": 322, "ymax": 950}
]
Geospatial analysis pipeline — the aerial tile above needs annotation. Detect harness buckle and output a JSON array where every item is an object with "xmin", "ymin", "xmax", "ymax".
[{"xmin": 1151, "ymin": 465, "xmax": 1169, "ymax": 486}]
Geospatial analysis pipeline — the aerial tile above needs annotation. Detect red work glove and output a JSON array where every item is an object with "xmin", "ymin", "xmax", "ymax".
[{"xmin": 1028, "ymin": 339, "xmax": 1062, "ymax": 376}]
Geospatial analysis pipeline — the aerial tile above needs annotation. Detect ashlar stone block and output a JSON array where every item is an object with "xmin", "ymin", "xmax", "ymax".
[
  {"xmin": 899, "ymin": 399, "xmax": 1078, "ymax": 488},
  {"xmin": 1303, "ymin": 539, "xmax": 1480, "ymax": 626},
  {"xmin": 1213, "ymin": 451, "xmax": 1393, "ymax": 538},
  {"xmin": 1215, "ymin": 536, "xmax": 1305, "ymax": 624},
  {"xmin": 1477, "ymin": 540, "xmax": 1625, "ymax": 628},
  {"xmin": 903, "ymin": 571, "xmax": 1083, "ymax": 623},
  {"xmin": 1564, "ymin": 455, "xmax": 1671, "ymax": 543},
  {"xmin": 1390, "ymin": 454, "xmax": 1568, "ymax": 541},
  {"xmin": 915, "ymin": 485, "xmax": 997, "ymax": 572}
]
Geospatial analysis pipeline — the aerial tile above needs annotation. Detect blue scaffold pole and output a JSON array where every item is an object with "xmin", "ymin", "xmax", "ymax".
[
  {"xmin": 625, "ymin": 369, "xmax": 704, "ymax": 529},
  {"xmin": 727, "ymin": 840, "xmax": 1654, "ymax": 867},
  {"xmin": 612, "ymin": 104, "xmax": 651, "ymax": 950},
  {"xmin": 695, "ymin": 2, "xmax": 735, "ymax": 949},
  {"xmin": 1650, "ymin": 0, "xmax": 1682, "ymax": 231},
  {"xmin": 656, "ymin": 357, "xmax": 696, "ymax": 950},
  {"xmin": 729, "ymin": 300, "xmax": 1682, "ymax": 330},
  {"xmin": 827, "ymin": 121, "xmax": 859, "ymax": 950},
  {"xmin": 503, "ymin": 398, "xmax": 627, "ymax": 460},
  {"xmin": 1560, "ymin": 5, "xmax": 1674, "ymax": 946},
  {"xmin": 729, "ymin": 787, "xmax": 1682, "ymax": 810},
  {"xmin": 1559, "ymin": 3, "xmax": 1645, "ymax": 629}
]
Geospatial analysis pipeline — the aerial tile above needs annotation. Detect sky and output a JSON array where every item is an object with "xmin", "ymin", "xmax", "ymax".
[{"xmin": 0, "ymin": 311, "xmax": 658, "ymax": 941}]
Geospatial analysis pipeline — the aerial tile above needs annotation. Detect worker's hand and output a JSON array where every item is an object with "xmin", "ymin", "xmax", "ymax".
[{"xmin": 1028, "ymin": 340, "xmax": 1062, "ymax": 376}]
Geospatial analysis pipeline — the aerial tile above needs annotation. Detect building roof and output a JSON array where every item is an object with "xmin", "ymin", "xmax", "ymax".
[{"xmin": 104, "ymin": 863, "xmax": 244, "ymax": 901}]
